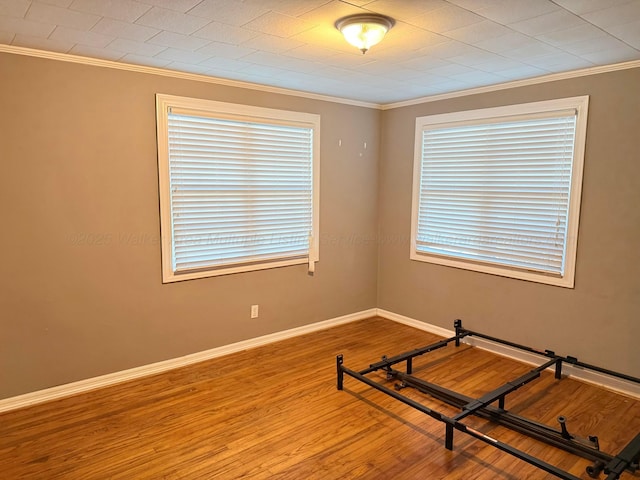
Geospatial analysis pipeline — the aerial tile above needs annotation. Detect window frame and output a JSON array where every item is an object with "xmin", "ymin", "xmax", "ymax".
[
  {"xmin": 156, "ymin": 94, "xmax": 320, "ymax": 283},
  {"xmin": 410, "ymin": 96, "xmax": 589, "ymax": 288}
]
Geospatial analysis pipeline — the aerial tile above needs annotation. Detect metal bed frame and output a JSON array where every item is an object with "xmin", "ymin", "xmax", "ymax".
[{"xmin": 336, "ymin": 320, "xmax": 640, "ymax": 480}]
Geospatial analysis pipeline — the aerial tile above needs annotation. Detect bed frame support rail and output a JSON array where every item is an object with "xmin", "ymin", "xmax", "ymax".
[{"xmin": 336, "ymin": 319, "xmax": 640, "ymax": 480}]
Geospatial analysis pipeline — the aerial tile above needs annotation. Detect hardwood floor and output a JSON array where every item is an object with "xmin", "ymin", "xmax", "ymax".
[{"xmin": 1, "ymin": 317, "xmax": 639, "ymax": 479}]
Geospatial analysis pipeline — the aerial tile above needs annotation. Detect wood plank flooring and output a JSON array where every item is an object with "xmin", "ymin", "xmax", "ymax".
[{"xmin": 1, "ymin": 317, "xmax": 639, "ymax": 479}]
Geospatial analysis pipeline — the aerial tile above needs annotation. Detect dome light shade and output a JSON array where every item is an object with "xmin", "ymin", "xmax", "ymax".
[{"xmin": 335, "ymin": 14, "xmax": 395, "ymax": 54}]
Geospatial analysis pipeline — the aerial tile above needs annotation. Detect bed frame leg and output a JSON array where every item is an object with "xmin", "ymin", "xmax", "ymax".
[
  {"xmin": 454, "ymin": 319, "xmax": 462, "ymax": 347},
  {"xmin": 445, "ymin": 423, "xmax": 455, "ymax": 450},
  {"xmin": 337, "ymin": 354, "xmax": 344, "ymax": 391},
  {"xmin": 555, "ymin": 358, "xmax": 563, "ymax": 380}
]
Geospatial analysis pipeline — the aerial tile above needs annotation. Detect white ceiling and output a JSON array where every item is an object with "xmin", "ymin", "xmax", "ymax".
[{"xmin": 1, "ymin": 0, "xmax": 639, "ymax": 104}]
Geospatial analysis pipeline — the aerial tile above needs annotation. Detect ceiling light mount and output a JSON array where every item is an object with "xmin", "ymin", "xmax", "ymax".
[{"xmin": 335, "ymin": 13, "xmax": 395, "ymax": 54}]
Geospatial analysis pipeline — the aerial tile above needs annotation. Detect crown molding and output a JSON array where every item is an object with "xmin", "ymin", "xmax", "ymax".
[
  {"xmin": 0, "ymin": 44, "xmax": 379, "ymax": 110},
  {"xmin": 381, "ymin": 59, "xmax": 640, "ymax": 110},
  {"xmin": 1, "ymin": 44, "xmax": 639, "ymax": 112}
]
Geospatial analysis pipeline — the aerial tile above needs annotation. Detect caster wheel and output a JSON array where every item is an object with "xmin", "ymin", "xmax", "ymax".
[{"xmin": 586, "ymin": 460, "xmax": 604, "ymax": 478}]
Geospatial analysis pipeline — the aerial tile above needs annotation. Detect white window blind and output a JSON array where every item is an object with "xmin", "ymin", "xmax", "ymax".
[
  {"xmin": 156, "ymin": 95, "xmax": 320, "ymax": 282},
  {"xmin": 411, "ymin": 97, "xmax": 588, "ymax": 288}
]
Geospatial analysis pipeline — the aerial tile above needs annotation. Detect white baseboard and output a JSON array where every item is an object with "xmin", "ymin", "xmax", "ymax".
[
  {"xmin": 0, "ymin": 308, "xmax": 377, "ymax": 413},
  {"xmin": 376, "ymin": 309, "xmax": 640, "ymax": 399},
  {"xmin": 2, "ymin": 307, "xmax": 637, "ymax": 413},
  {"xmin": 376, "ymin": 309, "xmax": 455, "ymax": 338}
]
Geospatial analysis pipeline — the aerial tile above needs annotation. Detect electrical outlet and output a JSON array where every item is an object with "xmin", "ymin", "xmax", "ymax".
[{"xmin": 251, "ymin": 304, "xmax": 259, "ymax": 319}]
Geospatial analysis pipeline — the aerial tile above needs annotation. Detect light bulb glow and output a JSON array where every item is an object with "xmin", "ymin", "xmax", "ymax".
[
  {"xmin": 335, "ymin": 14, "xmax": 395, "ymax": 54},
  {"xmin": 341, "ymin": 22, "xmax": 388, "ymax": 53}
]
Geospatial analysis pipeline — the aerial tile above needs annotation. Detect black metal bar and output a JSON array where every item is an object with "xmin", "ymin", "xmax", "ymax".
[
  {"xmin": 457, "ymin": 422, "xmax": 583, "ymax": 480},
  {"xmin": 604, "ymin": 433, "xmax": 640, "ymax": 479},
  {"xmin": 569, "ymin": 360, "xmax": 640, "ymax": 385},
  {"xmin": 362, "ymin": 336, "xmax": 462, "ymax": 374},
  {"xmin": 340, "ymin": 364, "xmax": 583, "ymax": 480},
  {"xmin": 395, "ymin": 370, "xmax": 614, "ymax": 465},
  {"xmin": 340, "ymin": 364, "xmax": 445, "ymax": 423},
  {"xmin": 461, "ymin": 328, "xmax": 554, "ymax": 357},
  {"xmin": 336, "ymin": 354, "xmax": 344, "ymax": 391},
  {"xmin": 555, "ymin": 358, "xmax": 563, "ymax": 379},
  {"xmin": 445, "ymin": 423, "xmax": 454, "ymax": 450},
  {"xmin": 454, "ymin": 359, "xmax": 557, "ymax": 421},
  {"xmin": 462, "ymin": 328, "xmax": 640, "ymax": 385},
  {"xmin": 454, "ymin": 319, "xmax": 462, "ymax": 347},
  {"xmin": 337, "ymin": 319, "xmax": 640, "ymax": 479}
]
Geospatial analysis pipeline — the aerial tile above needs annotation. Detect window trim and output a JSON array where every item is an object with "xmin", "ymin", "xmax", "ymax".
[
  {"xmin": 156, "ymin": 94, "xmax": 320, "ymax": 283},
  {"xmin": 410, "ymin": 96, "xmax": 589, "ymax": 288}
]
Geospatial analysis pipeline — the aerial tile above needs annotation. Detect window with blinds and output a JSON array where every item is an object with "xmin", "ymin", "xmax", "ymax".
[
  {"xmin": 156, "ymin": 94, "xmax": 320, "ymax": 283},
  {"xmin": 410, "ymin": 97, "xmax": 589, "ymax": 288}
]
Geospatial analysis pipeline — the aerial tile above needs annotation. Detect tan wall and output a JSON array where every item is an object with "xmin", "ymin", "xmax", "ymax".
[
  {"xmin": 378, "ymin": 68, "xmax": 640, "ymax": 377},
  {"xmin": 2, "ymin": 51, "xmax": 638, "ymax": 400},
  {"xmin": 0, "ymin": 53, "xmax": 380, "ymax": 399}
]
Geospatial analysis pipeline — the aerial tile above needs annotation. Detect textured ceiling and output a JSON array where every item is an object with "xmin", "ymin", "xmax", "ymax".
[{"xmin": 1, "ymin": 0, "xmax": 640, "ymax": 104}]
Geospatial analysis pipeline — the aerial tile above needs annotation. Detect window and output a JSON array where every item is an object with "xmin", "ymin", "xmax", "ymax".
[
  {"xmin": 410, "ymin": 96, "xmax": 589, "ymax": 287},
  {"xmin": 156, "ymin": 94, "xmax": 320, "ymax": 283}
]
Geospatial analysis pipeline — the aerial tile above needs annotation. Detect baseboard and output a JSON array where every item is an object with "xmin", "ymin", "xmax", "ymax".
[
  {"xmin": 376, "ymin": 309, "xmax": 640, "ymax": 399},
  {"xmin": 3, "ymin": 307, "xmax": 636, "ymax": 413},
  {"xmin": 0, "ymin": 308, "xmax": 377, "ymax": 413},
  {"xmin": 376, "ymin": 309, "xmax": 454, "ymax": 338}
]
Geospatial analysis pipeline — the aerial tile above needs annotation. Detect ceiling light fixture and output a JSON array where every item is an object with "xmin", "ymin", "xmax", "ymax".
[{"xmin": 335, "ymin": 14, "xmax": 395, "ymax": 54}]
